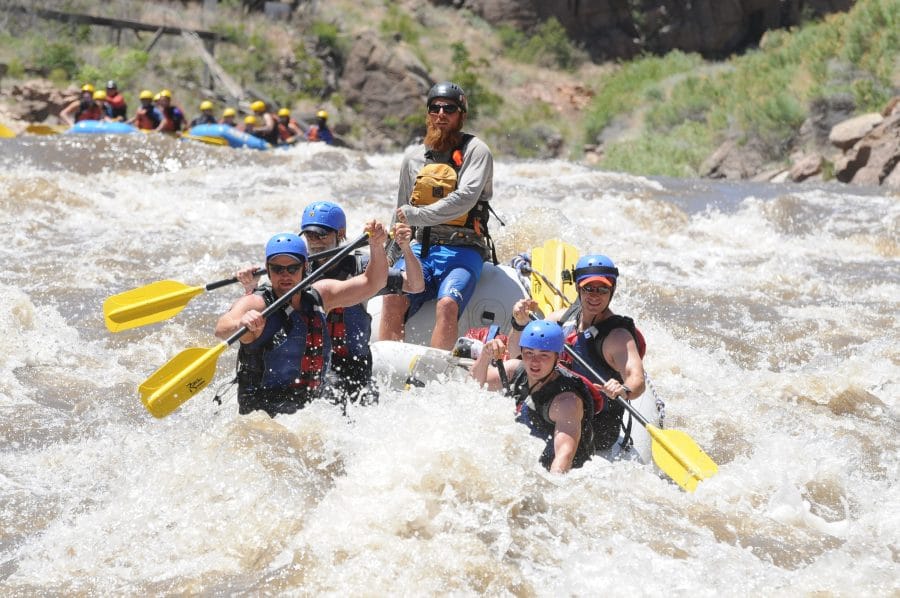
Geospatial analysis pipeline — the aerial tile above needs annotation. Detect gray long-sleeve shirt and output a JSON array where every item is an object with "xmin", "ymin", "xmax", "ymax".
[{"xmin": 396, "ymin": 135, "xmax": 493, "ymax": 226}]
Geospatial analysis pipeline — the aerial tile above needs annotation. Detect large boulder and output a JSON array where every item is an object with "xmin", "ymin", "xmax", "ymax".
[
  {"xmin": 844, "ymin": 111, "xmax": 900, "ymax": 187},
  {"xmin": 2, "ymin": 79, "xmax": 76, "ymax": 123},
  {"xmin": 700, "ymin": 139, "xmax": 767, "ymax": 180},
  {"xmin": 340, "ymin": 31, "xmax": 432, "ymax": 149},
  {"xmin": 829, "ymin": 113, "xmax": 883, "ymax": 150}
]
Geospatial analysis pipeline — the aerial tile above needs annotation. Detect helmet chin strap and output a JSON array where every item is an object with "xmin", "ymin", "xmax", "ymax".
[{"xmin": 527, "ymin": 355, "xmax": 558, "ymax": 395}]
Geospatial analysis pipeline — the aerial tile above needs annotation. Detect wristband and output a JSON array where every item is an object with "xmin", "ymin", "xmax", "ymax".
[
  {"xmin": 621, "ymin": 385, "xmax": 632, "ymax": 398},
  {"xmin": 510, "ymin": 318, "xmax": 526, "ymax": 331}
]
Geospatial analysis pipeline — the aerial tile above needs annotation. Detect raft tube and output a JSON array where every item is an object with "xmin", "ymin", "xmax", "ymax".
[
  {"xmin": 368, "ymin": 262, "xmax": 529, "ymax": 344},
  {"xmin": 66, "ymin": 120, "xmax": 139, "ymax": 135},
  {"xmin": 186, "ymin": 124, "xmax": 270, "ymax": 150}
]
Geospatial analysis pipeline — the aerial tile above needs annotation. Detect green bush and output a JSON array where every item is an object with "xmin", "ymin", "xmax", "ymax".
[
  {"xmin": 646, "ymin": 75, "xmax": 720, "ymax": 131},
  {"xmin": 6, "ymin": 58, "xmax": 25, "ymax": 79},
  {"xmin": 484, "ymin": 101, "xmax": 559, "ymax": 158},
  {"xmin": 380, "ymin": 4, "xmax": 421, "ymax": 45},
  {"xmin": 501, "ymin": 18, "xmax": 585, "ymax": 70},
  {"xmin": 601, "ymin": 121, "xmax": 715, "ymax": 177},
  {"xmin": 76, "ymin": 64, "xmax": 103, "ymax": 87},
  {"xmin": 450, "ymin": 43, "xmax": 502, "ymax": 120},
  {"xmin": 311, "ymin": 21, "xmax": 346, "ymax": 56},
  {"xmin": 36, "ymin": 42, "xmax": 79, "ymax": 79},
  {"xmin": 85, "ymin": 47, "xmax": 150, "ymax": 90},
  {"xmin": 583, "ymin": 51, "xmax": 704, "ymax": 143}
]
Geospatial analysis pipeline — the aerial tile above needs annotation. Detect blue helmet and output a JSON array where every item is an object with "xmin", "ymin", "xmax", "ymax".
[
  {"xmin": 301, "ymin": 201, "xmax": 346, "ymax": 235},
  {"xmin": 265, "ymin": 233, "xmax": 308, "ymax": 262},
  {"xmin": 519, "ymin": 320, "xmax": 565, "ymax": 353},
  {"xmin": 573, "ymin": 254, "xmax": 618, "ymax": 288}
]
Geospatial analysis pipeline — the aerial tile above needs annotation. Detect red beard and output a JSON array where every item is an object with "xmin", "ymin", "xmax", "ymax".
[{"xmin": 424, "ymin": 120, "xmax": 463, "ymax": 153}]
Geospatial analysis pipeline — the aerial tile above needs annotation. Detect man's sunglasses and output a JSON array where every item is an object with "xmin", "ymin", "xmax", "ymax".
[
  {"xmin": 428, "ymin": 103, "xmax": 460, "ymax": 114},
  {"xmin": 267, "ymin": 263, "xmax": 304, "ymax": 275}
]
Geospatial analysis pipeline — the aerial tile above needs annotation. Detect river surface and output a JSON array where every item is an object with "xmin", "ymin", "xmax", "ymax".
[{"xmin": 0, "ymin": 133, "xmax": 897, "ymax": 595}]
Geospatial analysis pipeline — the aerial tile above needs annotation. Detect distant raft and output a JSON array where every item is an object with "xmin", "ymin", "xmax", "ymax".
[
  {"xmin": 65, "ymin": 120, "xmax": 139, "ymax": 135},
  {"xmin": 184, "ymin": 124, "xmax": 270, "ymax": 150}
]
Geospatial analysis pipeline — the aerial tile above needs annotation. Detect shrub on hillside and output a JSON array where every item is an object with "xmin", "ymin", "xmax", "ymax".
[{"xmin": 499, "ymin": 18, "xmax": 586, "ymax": 70}]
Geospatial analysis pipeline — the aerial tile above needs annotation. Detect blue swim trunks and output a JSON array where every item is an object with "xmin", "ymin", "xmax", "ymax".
[{"xmin": 394, "ymin": 243, "xmax": 485, "ymax": 319}]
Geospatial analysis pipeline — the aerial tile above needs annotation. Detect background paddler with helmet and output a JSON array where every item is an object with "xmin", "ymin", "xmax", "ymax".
[
  {"xmin": 379, "ymin": 81, "xmax": 496, "ymax": 351},
  {"xmin": 249, "ymin": 99, "xmax": 279, "ymax": 145},
  {"xmin": 128, "ymin": 89, "xmax": 161, "ymax": 131},
  {"xmin": 190, "ymin": 100, "xmax": 218, "ymax": 127},
  {"xmin": 306, "ymin": 110, "xmax": 333, "ymax": 144},
  {"xmin": 276, "ymin": 107, "xmax": 305, "ymax": 145}
]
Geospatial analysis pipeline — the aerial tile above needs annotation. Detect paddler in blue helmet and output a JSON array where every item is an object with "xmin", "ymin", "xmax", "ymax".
[
  {"xmin": 379, "ymin": 81, "xmax": 496, "ymax": 350},
  {"xmin": 216, "ymin": 221, "xmax": 389, "ymax": 417},
  {"xmin": 470, "ymin": 319, "xmax": 596, "ymax": 473}
]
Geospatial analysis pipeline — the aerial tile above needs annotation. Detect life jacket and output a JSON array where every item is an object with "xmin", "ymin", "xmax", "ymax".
[
  {"xmin": 189, "ymin": 114, "xmax": 217, "ymax": 127},
  {"xmin": 277, "ymin": 119, "xmax": 300, "ymax": 141},
  {"xmin": 508, "ymin": 364, "xmax": 595, "ymax": 469},
  {"xmin": 256, "ymin": 115, "xmax": 280, "ymax": 145},
  {"xmin": 318, "ymin": 253, "xmax": 375, "ymax": 401},
  {"xmin": 235, "ymin": 286, "xmax": 330, "ymax": 416},
  {"xmin": 559, "ymin": 305, "xmax": 647, "ymax": 450},
  {"xmin": 106, "ymin": 93, "xmax": 127, "ymax": 119},
  {"xmin": 75, "ymin": 100, "xmax": 103, "ymax": 122},
  {"xmin": 159, "ymin": 106, "xmax": 185, "ymax": 132},
  {"xmin": 307, "ymin": 124, "xmax": 333, "ymax": 143},
  {"xmin": 410, "ymin": 134, "xmax": 496, "ymax": 262},
  {"xmin": 135, "ymin": 105, "xmax": 160, "ymax": 130}
]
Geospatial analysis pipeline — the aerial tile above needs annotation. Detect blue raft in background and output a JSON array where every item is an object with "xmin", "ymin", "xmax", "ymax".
[
  {"xmin": 184, "ymin": 124, "xmax": 270, "ymax": 150},
  {"xmin": 66, "ymin": 120, "xmax": 139, "ymax": 135}
]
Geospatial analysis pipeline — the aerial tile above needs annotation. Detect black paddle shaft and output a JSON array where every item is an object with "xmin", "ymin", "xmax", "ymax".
[
  {"xmin": 204, "ymin": 242, "xmax": 365, "ymax": 292},
  {"xmin": 223, "ymin": 233, "xmax": 369, "ymax": 346}
]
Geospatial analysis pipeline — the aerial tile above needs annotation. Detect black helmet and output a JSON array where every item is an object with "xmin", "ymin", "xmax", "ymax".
[{"xmin": 426, "ymin": 81, "xmax": 467, "ymax": 113}]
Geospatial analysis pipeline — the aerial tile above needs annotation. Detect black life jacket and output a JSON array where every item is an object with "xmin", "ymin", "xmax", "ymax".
[
  {"xmin": 560, "ymin": 305, "xmax": 646, "ymax": 450},
  {"xmin": 318, "ymin": 252, "xmax": 376, "ymax": 403},
  {"xmin": 509, "ymin": 365, "xmax": 595, "ymax": 469}
]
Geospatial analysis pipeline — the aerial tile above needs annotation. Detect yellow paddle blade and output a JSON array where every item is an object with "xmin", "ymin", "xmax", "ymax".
[
  {"xmin": 182, "ymin": 133, "xmax": 229, "ymax": 146},
  {"xmin": 25, "ymin": 124, "xmax": 66, "ymax": 135},
  {"xmin": 103, "ymin": 280, "xmax": 205, "ymax": 332},
  {"xmin": 0, "ymin": 123, "xmax": 15, "ymax": 138},
  {"xmin": 139, "ymin": 343, "xmax": 228, "ymax": 418},
  {"xmin": 648, "ymin": 425, "xmax": 718, "ymax": 492},
  {"xmin": 530, "ymin": 238, "xmax": 579, "ymax": 314}
]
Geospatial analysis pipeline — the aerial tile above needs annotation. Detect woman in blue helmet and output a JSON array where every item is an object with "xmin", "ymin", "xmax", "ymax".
[
  {"xmin": 215, "ymin": 221, "xmax": 388, "ymax": 417},
  {"xmin": 470, "ymin": 319, "xmax": 595, "ymax": 473},
  {"xmin": 507, "ymin": 255, "xmax": 646, "ymax": 451},
  {"xmin": 235, "ymin": 202, "xmax": 424, "ymax": 410}
]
